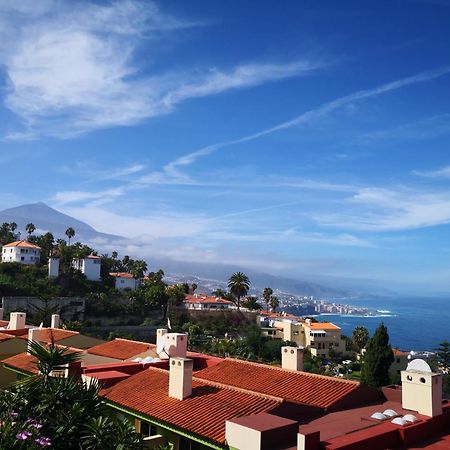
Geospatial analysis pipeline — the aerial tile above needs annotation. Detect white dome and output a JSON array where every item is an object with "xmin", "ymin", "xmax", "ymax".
[
  {"xmin": 391, "ymin": 418, "xmax": 408, "ymax": 426},
  {"xmin": 402, "ymin": 414, "xmax": 418, "ymax": 423},
  {"xmin": 370, "ymin": 412, "xmax": 387, "ymax": 420},
  {"xmin": 382, "ymin": 409, "xmax": 398, "ymax": 417},
  {"xmin": 142, "ymin": 356, "xmax": 154, "ymax": 363}
]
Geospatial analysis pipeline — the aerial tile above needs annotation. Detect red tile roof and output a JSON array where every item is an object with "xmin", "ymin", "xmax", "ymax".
[
  {"xmin": 16, "ymin": 328, "xmax": 79, "ymax": 343},
  {"xmin": 87, "ymin": 338, "xmax": 156, "ymax": 360},
  {"xmin": 2, "ymin": 352, "xmax": 38, "ymax": 374},
  {"xmin": 101, "ymin": 367, "xmax": 282, "ymax": 445},
  {"xmin": 0, "ymin": 320, "xmax": 9, "ymax": 327},
  {"xmin": 306, "ymin": 322, "xmax": 341, "ymax": 331},
  {"xmin": 393, "ymin": 348, "xmax": 409, "ymax": 357},
  {"xmin": 110, "ymin": 272, "xmax": 134, "ymax": 279},
  {"xmin": 2, "ymin": 240, "xmax": 41, "ymax": 249},
  {"xmin": 195, "ymin": 358, "xmax": 360, "ymax": 409},
  {"xmin": 0, "ymin": 332, "xmax": 16, "ymax": 342},
  {"xmin": 184, "ymin": 294, "xmax": 233, "ymax": 305}
]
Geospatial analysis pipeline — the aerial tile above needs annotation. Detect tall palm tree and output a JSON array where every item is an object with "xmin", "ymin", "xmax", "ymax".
[
  {"xmin": 65, "ymin": 227, "xmax": 75, "ymax": 245},
  {"xmin": 131, "ymin": 259, "xmax": 148, "ymax": 280},
  {"xmin": 227, "ymin": 272, "xmax": 251, "ymax": 310},
  {"xmin": 269, "ymin": 295, "xmax": 279, "ymax": 312},
  {"xmin": 25, "ymin": 222, "xmax": 36, "ymax": 239},
  {"xmin": 263, "ymin": 287, "xmax": 273, "ymax": 312}
]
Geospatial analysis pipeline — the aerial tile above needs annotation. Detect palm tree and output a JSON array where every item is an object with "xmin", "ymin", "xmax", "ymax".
[
  {"xmin": 9, "ymin": 222, "xmax": 17, "ymax": 232},
  {"xmin": 65, "ymin": 227, "xmax": 75, "ymax": 245},
  {"xmin": 111, "ymin": 251, "xmax": 118, "ymax": 260},
  {"xmin": 352, "ymin": 326, "xmax": 369, "ymax": 352},
  {"xmin": 227, "ymin": 272, "xmax": 251, "ymax": 310},
  {"xmin": 25, "ymin": 222, "xmax": 36, "ymax": 239},
  {"xmin": 263, "ymin": 287, "xmax": 273, "ymax": 312},
  {"xmin": 27, "ymin": 339, "xmax": 82, "ymax": 380},
  {"xmin": 131, "ymin": 259, "xmax": 148, "ymax": 280},
  {"xmin": 269, "ymin": 295, "xmax": 279, "ymax": 312}
]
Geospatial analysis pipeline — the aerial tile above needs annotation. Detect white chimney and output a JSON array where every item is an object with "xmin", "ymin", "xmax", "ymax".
[
  {"xmin": 27, "ymin": 328, "xmax": 42, "ymax": 354},
  {"xmin": 51, "ymin": 314, "xmax": 60, "ymax": 329},
  {"xmin": 8, "ymin": 312, "xmax": 26, "ymax": 330},
  {"xmin": 282, "ymin": 346, "xmax": 304, "ymax": 371},
  {"xmin": 0, "ymin": 307, "xmax": 3, "ymax": 321},
  {"xmin": 165, "ymin": 333, "xmax": 188, "ymax": 358},
  {"xmin": 401, "ymin": 359, "xmax": 442, "ymax": 417},
  {"xmin": 169, "ymin": 357, "xmax": 193, "ymax": 400}
]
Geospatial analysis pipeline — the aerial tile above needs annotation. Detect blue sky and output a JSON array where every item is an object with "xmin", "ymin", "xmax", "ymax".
[{"xmin": 1, "ymin": 0, "xmax": 450, "ymax": 293}]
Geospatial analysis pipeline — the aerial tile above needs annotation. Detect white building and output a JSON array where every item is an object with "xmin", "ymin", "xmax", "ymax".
[
  {"xmin": 72, "ymin": 254, "xmax": 101, "ymax": 281},
  {"xmin": 183, "ymin": 294, "xmax": 234, "ymax": 310},
  {"xmin": 1, "ymin": 240, "xmax": 41, "ymax": 265},
  {"xmin": 110, "ymin": 272, "xmax": 140, "ymax": 290}
]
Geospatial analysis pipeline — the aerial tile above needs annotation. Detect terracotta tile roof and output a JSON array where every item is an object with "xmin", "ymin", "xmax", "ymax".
[
  {"xmin": 2, "ymin": 240, "xmax": 41, "ymax": 249},
  {"xmin": 85, "ymin": 254, "xmax": 101, "ymax": 259},
  {"xmin": 16, "ymin": 328, "xmax": 79, "ymax": 343},
  {"xmin": 195, "ymin": 358, "xmax": 360, "ymax": 409},
  {"xmin": 0, "ymin": 320, "xmax": 9, "ymax": 327},
  {"xmin": 393, "ymin": 348, "xmax": 409, "ymax": 356},
  {"xmin": 101, "ymin": 367, "xmax": 282, "ymax": 445},
  {"xmin": 0, "ymin": 332, "xmax": 16, "ymax": 342},
  {"xmin": 306, "ymin": 322, "xmax": 340, "ymax": 330},
  {"xmin": 110, "ymin": 272, "xmax": 134, "ymax": 279},
  {"xmin": 87, "ymin": 338, "xmax": 156, "ymax": 360},
  {"xmin": 2, "ymin": 346, "xmax": 82, "ymax": 375},
  {"xmin": 2, "ymin": 352, "xmax": 38, "ymax": 374},
  {"xmin": 184, "ymin": 294, "xmax": 233, "ymax": 305}
]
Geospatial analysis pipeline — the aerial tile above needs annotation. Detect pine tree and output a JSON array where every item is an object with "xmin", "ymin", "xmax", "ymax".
[{"xmin": 361, "ymin": 322, "xmax": 394, "ymax": 388}]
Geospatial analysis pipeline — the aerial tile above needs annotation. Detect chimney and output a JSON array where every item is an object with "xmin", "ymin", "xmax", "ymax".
[
  {"xmin": 282, "ymin": 346, "xmax": 304, "ymax": 371},
  {"xmin": 0, "ymin": 307, "xmax": 3, "ymax": 321},
  {"xmin": 51, "ymin": 314, "xmax": 60, "ymax": 329},
  {"xmin": 8, "ymin": 312, "xmax": 26, "ymax": 330},
  {"xmin": 27, "ymin": 328, "xmax": 42, "ymax": 354},
  {"xmin": 169, "ymin": 357, "xmax": 193, "ymax": 400},
  {"xmin": 165, "ymin": 333, "xmax": 188, "ymax": 358},
  {"xmin": 401, "ymin": 360, "xmax": 442, "ymax": 417}
]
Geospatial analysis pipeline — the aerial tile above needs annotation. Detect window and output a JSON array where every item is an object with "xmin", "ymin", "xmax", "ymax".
[
  {"xmin": 21, "ymin": 257, "xmax": 24, "ymax": 261},
  {"xmin": 140, "ymin": 422, "xmax": 157, "ymax": 437}
]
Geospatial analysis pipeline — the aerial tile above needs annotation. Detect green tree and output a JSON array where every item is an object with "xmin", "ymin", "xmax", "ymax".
[
  {"xmin": 263, "ymin": 287, "xmax": 273, "ymax": 312},
  {"xmin": 227, "ymin": 271, "xmax": 251, "ymax": 310},
  {"xmin": 25, "ymin": 222, "xmax": 36, "ymax": 239},
  {"xmin": 131, "ymin": 259, "xmax": 148, "ymax": 280},
  {"xmin": 352, "ymin": 326, "xmax": 369, "ymax": 352},
  {"xmin": 434, "ymin": 340, "xmax": 450, "ymax": 371},
  {"xmin": 65, "ymin": 227, "xmax": 75, "ymax": 245},
  {"xmin": 243, "ymin": 295, "xmax": 262, "ymax": 310},
  {"xmin": 269, "ymin": 295, "xmax": 279, "ymax": 312},
  {"xmin": 361, "ymin": 323, "xmax": 394, "ymax": 388}
]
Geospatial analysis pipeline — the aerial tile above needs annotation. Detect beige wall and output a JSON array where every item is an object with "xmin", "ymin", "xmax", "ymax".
[
  {"xmin": 226, "ymin": 421, "xmax": 262, "ymax": 450},
  {"xmin": 401, "ymin": 370, "xmax": 442, "ymax": 417}
]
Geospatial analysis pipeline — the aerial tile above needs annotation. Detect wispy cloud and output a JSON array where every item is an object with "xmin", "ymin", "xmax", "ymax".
[
  {"xmin": 314, "ymin": 187, "xmax": 450, "ymax": 231},
  {"xmin": 413, "ymin": 165, "xmax": 450, "ymax": 178},
  {"xmin": 52, "ymin": 187, "xmax": 126, "ymax": 205},
  {"xmin": 0, "ymin": 1, "xmax": 319, "ymax": 140},
  {"xmin": 59, "ymin": 161, "xmax": 146, "ymax": 182},
  {"xmin": 143, "ymin": 65, "xmax": 450, "ymax": 183},
  {"xmin": 361, "ymin": 113, "xmax": 450, "ymax": 143}
]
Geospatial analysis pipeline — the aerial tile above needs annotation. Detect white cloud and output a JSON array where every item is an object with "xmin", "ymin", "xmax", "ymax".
[
  {"xmin": 314, "ymin": 187, "xmax": 450, "ymax": 231},
  {"xmin": 52, "ymin": 188, "xmax": 126, "ymax": 205},
  {"xmin": 142, "ymin": 65, "xmax": 450, "ymax": 184},
  {"xmin": 413, "ymin": 165, "xmax": 450, "ymax": 178},
  {"xmin": 0, "ymin": 0, "xmax": 318, "ymax": 139}
]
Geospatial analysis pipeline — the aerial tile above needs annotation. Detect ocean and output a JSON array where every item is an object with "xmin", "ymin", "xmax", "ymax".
[{"xmin": 314, "ymin": 296, "xmax": 450, "ymax": 352}]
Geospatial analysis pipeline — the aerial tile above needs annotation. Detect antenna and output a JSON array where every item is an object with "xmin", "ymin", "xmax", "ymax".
[
  {"xmin": 407, "ymin": 358, "xmax": 432, "ymax": 373},
  {"xmin": 156, "ymin": 333, "xmax": 167, "ymax": 355},
  {"xmin": 39, "ymin": 322, "xmax": 43, "ymax": 329}
]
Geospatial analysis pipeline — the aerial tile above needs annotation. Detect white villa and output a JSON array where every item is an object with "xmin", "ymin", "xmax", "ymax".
[
  {"xmin": 72, "ymin": 254, "xmax": 102, "ymax": 281},
  {"xmin": 110, "ymin": 272, "xmax": 140, "ymax": 290},
  {"xmin": 1, "ymin": 240, "xmax": 41, "ymax": 265}
]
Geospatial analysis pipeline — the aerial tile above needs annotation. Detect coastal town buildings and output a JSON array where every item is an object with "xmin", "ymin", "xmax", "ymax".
[
  {"xmin": 260, "ymin": 313, "xmax": 345, "ymax": 359},
  {"xmin": 1, "ymin": 240, "xmax": 41, "ymax": 265}
]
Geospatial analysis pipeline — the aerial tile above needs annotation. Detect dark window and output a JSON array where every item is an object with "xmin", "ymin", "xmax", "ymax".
[
  {"xmin": 396, "ymin": 358, "xmax": 400, "ymax": 363},
  {"xmin": 21, "ymin": 257, "xmax": 24, "ymax": 261}
]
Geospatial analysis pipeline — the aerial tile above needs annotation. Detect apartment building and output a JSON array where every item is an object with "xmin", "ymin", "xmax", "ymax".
[{"xmin": 1, "ymin": 240, "xmax": 41, "ymax": 264}]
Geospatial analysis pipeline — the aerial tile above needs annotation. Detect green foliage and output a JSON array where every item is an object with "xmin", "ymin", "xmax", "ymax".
[
  {"xmin": 352, "ymin": 326, "xmax": 369, "ymax": 352},
  {"xmin": 361, "ymin": 323, "xmax": 394, "ymax": 388},
  {"xmin": 242, "ymin": 295, "xmax": 262, "ymax": 310},
  {"xmin": 263, "ymin": 287, "xmax": 273, "ymax": 311},
  {"xmin": 0, "ymin": 222, "xmax": 19, "ymax": 245},
  {"xmin": 434, "ymin": 340, "xmax": 450, "ymax": 371},
  {"xmin": 227, "ymin": 272, "xmax": 251, "ymax": 309},
  {"xmin": 0, "ymin": 344, "xmax": 141, "ymax": 449}
]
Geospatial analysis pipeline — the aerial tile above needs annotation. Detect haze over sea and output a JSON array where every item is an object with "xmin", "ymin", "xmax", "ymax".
[{"xmin": 315, "ymin": 296, "xmax": 450, "ymax": 352}]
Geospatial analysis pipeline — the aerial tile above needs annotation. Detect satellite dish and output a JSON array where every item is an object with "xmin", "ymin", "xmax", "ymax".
[
  {"xmin": 156, "ymin": 333, "xmax": 167, "ymax": 355},
  {"xmin": 407, "ymin": 358, "xmax": 432, "ymax": 373}
]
